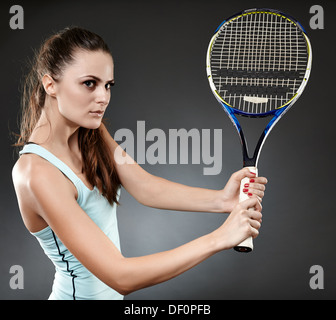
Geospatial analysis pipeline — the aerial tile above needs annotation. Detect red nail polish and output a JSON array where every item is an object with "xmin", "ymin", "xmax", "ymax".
[
  {"xmin": 250, "ymin": 179, "xmax": 255, "ymax": 183},
  {"xmin": 243, "ymin": 188, "xmax": 248, "ymax": 192},
  {"xmin": 244, "ymin": 183, "xmax": 249, "ymax": 188},
  {"xmin": 248, "ymin": 193, "xmax": 252, "ymax": 196},
  {"xmin": 250, "ymin": 171, "xmax": 256, "ymax": 175}
]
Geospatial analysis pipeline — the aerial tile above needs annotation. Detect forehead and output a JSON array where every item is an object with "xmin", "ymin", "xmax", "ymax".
[{"xmin": 65, "ymin": 49, "xmax": 114, "ymax": 79}]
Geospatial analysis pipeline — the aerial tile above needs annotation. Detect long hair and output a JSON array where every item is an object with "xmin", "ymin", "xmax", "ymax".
[{"xmin": 15, "ymin": 27, "xmax": 120, "ymax": 205}]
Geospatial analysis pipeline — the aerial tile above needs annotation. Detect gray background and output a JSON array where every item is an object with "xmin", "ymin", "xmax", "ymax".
[{"xmin": 0, "ymin": 0, "xmax": 335, "ymax": 300}]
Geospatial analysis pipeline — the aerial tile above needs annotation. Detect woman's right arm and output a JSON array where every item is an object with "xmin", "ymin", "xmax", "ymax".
[{"xmin": 14, "ymin": 161, "xmax": 262, "ymax": 296}]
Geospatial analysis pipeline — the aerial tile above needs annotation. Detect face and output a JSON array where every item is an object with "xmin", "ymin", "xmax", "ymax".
[{"xmin": 52, "ymin": 49, "xmax": 114, "ymax": 129}]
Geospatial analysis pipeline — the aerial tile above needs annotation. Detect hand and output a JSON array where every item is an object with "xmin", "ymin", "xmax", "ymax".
[
  {"xmin": 219, "ymin": 168, "xmax": 268, "ymax": 213},
  {"xmin": 212, "ymin": 197, "xmax": 263, "ymax": 251}
]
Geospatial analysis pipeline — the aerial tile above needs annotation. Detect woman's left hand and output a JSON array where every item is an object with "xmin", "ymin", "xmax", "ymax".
[{"xmin": 219, "ymin": 168, "xmax": 268, "ymax": 213}]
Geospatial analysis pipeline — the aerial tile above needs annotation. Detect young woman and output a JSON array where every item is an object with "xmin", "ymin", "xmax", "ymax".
[{"xmin": 12, "ymin": 27, "xmax": 267, "ymax": 300}]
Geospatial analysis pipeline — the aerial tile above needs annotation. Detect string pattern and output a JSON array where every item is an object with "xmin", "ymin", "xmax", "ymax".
[{"xmin": 210, "ymin": 12, "xmax": 309, "ymax": 114}]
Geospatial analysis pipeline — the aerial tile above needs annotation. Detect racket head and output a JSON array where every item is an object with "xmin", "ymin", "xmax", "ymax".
[{"xmin": 206, "ymin": 8, "xmax": 312, "ymax": 119}]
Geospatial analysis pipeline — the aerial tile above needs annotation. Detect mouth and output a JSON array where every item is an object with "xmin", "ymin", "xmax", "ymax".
[{"xmin": 89, "ymin": 110, "xmax": 104, "ymax": 117}]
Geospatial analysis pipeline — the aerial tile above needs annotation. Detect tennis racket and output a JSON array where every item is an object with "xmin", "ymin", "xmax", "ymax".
[{"xmin": 206, "ymin": 8, "xmax": 312, "ymax": 252}]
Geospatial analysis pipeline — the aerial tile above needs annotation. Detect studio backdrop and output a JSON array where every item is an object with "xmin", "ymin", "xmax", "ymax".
[{"xmin": 0, "ymin": 0, "xmax": 335, "ymax": 299}]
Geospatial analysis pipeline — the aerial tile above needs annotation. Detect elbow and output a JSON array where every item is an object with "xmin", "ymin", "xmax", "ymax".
[
  {"xmin": 112, "ymin": 279, "xmax": 137, "ymax": 296},
  {"xmin": 128, "ymin": 173, "xmax": 159, "ymax": 207},
  {"xmin": 106, "ymin": 259, "xmax": 140, "ymax": 296},
  {"xmin": 115, "ymin": 286, "xmax": 133, "ymax": 296}
]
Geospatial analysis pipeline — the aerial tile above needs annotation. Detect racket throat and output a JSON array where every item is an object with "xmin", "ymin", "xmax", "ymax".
[
  {"xmin": 240, "ymin": 128, "xmax": 265, "ymax": 168},
  {"xmin": 242, "ymin": 147, "xmax": 256, "ymax": 167}
]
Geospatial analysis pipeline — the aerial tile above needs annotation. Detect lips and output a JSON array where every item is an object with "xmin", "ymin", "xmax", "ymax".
[{"xmin": 89, "ymin": 110, "xmax": 104, "ymax": 117}]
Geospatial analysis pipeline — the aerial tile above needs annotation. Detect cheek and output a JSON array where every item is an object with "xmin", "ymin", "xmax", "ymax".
[
  {"xmin": 56, "ymin": 85, "xmax": 102, "ymax": 129},
  {"xmin": 57, "ymin": 86, "xmax": 91, "ymax": 115}
]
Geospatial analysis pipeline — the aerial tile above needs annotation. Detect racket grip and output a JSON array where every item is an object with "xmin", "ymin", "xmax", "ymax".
[{"xmin": 234, "ymin": 166, "xmax": 258, "ymax": 253}]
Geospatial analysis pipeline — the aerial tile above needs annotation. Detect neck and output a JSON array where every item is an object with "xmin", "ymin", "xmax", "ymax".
[{"xmin": 30, "ymin": 97, "xmax": 80, "ymax": 154}]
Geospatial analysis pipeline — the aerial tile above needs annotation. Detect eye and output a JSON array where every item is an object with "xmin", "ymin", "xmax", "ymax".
[
  {"xmin": 83, "ymin": 80, "xmax": 96, "ymax": 88},
  {"xmin": 105, "ymin": 82, "xmax": 114, "ymax": 90}
]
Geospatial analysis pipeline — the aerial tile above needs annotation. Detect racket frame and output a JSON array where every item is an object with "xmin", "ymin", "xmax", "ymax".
[
  {"xmin": 206, "ymin": 8, "xmax": 312, "ymax": 252},
  {"xmin": 206, "ymin": 8, "xmax": 312, "ymax": 168}
]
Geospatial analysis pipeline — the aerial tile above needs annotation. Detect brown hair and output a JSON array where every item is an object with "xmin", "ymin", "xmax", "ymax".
[{"xmin": 15, "ymin": 27, "xmax": 120, "ymax": 205}]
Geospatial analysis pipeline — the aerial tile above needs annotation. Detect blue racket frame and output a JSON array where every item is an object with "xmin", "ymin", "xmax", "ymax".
[
  {"xmin": 220, "ymin": 101, "xmax": 289, "ymax": 167},
  {"xmin": 206, "ymin": 8, "xmax": 312, "ymax": 168}
]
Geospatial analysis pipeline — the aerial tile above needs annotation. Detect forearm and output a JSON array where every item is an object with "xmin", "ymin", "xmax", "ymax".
[
  {"xmin": 106, "ymin": 195, "xmax": 261, "ymax": 295},
  {"xmin": 114, "ymin": 232, "xmax": 218, "ymax": 295},
  {"xmin": 138, "ymin": 174, "xmax": 226, "ymax": 213},
  {"xmin": 100, "ymin": 124, "xmax": 228, "ymax": 214}
]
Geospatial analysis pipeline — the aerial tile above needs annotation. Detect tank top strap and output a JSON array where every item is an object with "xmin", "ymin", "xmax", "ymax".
[{"xmin": 19, "ymin": 143, "xmax": 83, "ymax": 191}]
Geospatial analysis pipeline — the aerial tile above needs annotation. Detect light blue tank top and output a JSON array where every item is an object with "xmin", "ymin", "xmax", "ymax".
[{"xmin": 19, "ymin": 143, "xmax": 123, "ymax": 300}]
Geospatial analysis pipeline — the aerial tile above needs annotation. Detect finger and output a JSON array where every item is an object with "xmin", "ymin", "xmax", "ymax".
[
  {"xmin": 245, "ymin": 219, "xmax": 261, "ymax": 239},
  {"xmin": 246, "ymin": 188, "xmax": 265, "ymax": 199},
  {"xmin": 248, "ymin": 178, "xmax": 268, "ymax": 189},
  {"xmin": 240, "ymin": 197, "xmax": 262, "ymax": 212},
  {"xmin": 249, "ymin": 219, "xmax": 261, "ymax": 231},
  {"xmin": 250, "ymin": 227, "xmax": 260, "ymax": 239},
  {"xmin": 253, "ymin": 177, "xmax": 268, "ymax": 185},
  {"xmin": 249, "ymin": 209, "xmax": 262, "ymax": 222},
  {"xmin": 248, "ymin": 182, "xmax": 266, "ymax": 191},
  {"xmin": 243, "ymin": 179, "xmax": 267, "ymax": 199},
  {"xmin": 242, "ymin": 184, "xmax": 264, "ymax": 194},
  {"xmin": 233, "ymin": 167, "xmax": 257, "ymax": 182}
]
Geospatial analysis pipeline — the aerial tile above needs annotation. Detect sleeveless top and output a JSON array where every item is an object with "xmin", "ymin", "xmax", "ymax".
[{"xmin": 19, "ymin": 143, "xmax": 123, "ymax": 300}]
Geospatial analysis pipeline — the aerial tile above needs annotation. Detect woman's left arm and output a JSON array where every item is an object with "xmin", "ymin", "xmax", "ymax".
[{"xmin": 101, "ymin": 124, "xmax": 267, "ymax": 213}]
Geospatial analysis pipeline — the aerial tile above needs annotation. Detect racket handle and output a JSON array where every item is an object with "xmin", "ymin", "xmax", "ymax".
[{"xmin": 234, "ymin": 166, "xmax": 258, "ymax": 253}]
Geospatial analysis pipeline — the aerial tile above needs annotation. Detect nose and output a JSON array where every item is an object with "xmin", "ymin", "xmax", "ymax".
[{"xmin": 95, "ymin": 85, "xmax": 110, "ymax": 106}]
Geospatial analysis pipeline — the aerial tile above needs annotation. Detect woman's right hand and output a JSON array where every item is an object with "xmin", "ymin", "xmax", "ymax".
[{"xmin": 211, "ymin": 197, "xmax": 263, "ymax": 251}]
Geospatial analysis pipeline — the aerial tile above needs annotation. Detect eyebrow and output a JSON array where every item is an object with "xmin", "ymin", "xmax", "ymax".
[{"xmin": 80, "ymin": 75, "xmax": 115, "ymax": 84}]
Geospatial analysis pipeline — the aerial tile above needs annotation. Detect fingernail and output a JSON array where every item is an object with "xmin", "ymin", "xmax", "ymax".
[
  {"xmin": 248, "ymin": 193, "xmax": 253, "ymax": 196},
  {"xmin": 243, "ymin": 188, "xmax": 248, "ymax": 193},
  {"xmin": 244, "ymin": 183, "xmax": 249, "ymax": 188},
  {"xmin": 250, "ymin": 179, "xmax": 255, "ymax": 183},
  {"xmin": 250, "ymin": 171, "xmax": 256, "ymax": 175}
]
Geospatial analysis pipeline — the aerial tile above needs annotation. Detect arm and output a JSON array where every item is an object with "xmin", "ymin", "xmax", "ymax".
[
  {"xmin": 21, "ymin": 162, "xmax": 262, "ymax": 296},
  {"xmin": 101, "ymin": 124, "xmax": 267, "ymax": 213}
]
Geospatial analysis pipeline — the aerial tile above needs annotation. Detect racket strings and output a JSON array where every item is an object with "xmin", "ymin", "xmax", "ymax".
[{"xmin": 210, "ymin": 12, "xmax": 309, "ymax": 114}]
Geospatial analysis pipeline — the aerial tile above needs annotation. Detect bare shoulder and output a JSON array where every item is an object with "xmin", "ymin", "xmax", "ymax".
[
  {"xmin": 12, "ymin": 153, "xmax": 74, "ymax": 194},
  {"xmin": 13, "ymin": 154, "xmax": 49, "ymax": 198},
  {"xmin": 13, "ymin": 153, "xmax": 46, "ymax": 187},
  {"xmin": 12, "ymin": 154, "xmax": 77, "ymax": 232}
]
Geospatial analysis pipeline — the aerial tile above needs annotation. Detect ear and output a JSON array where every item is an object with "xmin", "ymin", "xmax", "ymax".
[{"xmin": 42, "ymin": 74, "xmax": 57, "ymax": 97}]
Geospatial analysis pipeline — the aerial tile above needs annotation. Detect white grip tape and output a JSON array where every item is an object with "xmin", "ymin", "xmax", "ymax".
[{"xmin": 236, "ymin": 166, "xmax": 258, "ymax": 252}]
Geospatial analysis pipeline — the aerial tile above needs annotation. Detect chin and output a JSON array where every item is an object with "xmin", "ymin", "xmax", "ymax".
[{"xmin": 81, "ymin": 119, "xmax": 103, "ymax": 130}]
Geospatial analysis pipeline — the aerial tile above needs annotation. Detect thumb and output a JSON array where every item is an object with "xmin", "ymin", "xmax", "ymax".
[
  {"xmin": 233, "ymin": 167, "xmax": 257, "ymax": 182},
  {"xmin": 240, "ymin": 197, "xmax": 262, "ymax": 212}
]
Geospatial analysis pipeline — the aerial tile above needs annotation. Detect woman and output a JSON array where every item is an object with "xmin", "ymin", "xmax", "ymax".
[{"xmin": 12, "ymin": 27, "xmax": 267, "ymax": 300}]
